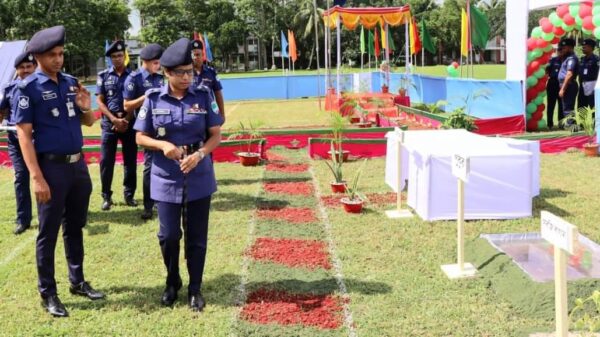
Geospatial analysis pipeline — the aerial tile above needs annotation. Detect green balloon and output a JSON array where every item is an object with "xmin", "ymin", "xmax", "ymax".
[
  {"xmin": 576, "ymin": 16, "xmax": 584, "ymax": 28},
  {"xmin": 527, "ymin": 76, "xmax": 538, "ymax": 88},
  {"xmin": 542, "ymin": 32, "xmax": 555, "ymax": 42},
  {"xmin": 534, "ymin": 95, "xmax": 544, "ymax": 105},
  {"xmin": 537, "ymin": 119, "xmax": 547, "ymax": 130},
  {"xmin": 549, "ymin": 12, "xmax": 562, "ymax": 26},
  {"xmin": 570, "ymin": 4, "xmax": 580, "ymax": 18},
  {"xmin": 594, "ymin": 6, "xmax": 600, "ymax": 15},
  {"xmin": 527, "ymin": 52, "xmax": 536, "ymax": 63},
  {"xmin": 526, "ymin": 102, "xmax": 537, "ymax": 114},
  {"xmin": 564, "ymin": 23, "xmax": 575, "ymax": 32},
  {"xmin": 447, "ymin": 65, "xmax": 459, "ymax": 78},
  {"xmin": 535, "ymin": 68, "xmax": 546, "ymax": 79},
  {"xmin": 593, "ymin": 15, "xmax": 600, "ymax": 27},
  {"xmin": 595, "ymin": 27, "xmax": 600, "ymax": 40},
  {"xmin": 532, "ymin": 49, "xmax": 543, "ymax": 58},
  {"xmin": 583, "ymin": 28, "xmax": 593, "ymax": 37},
  {"xmin": 544, "ymin": 44, "xmax": 553, "ymax": 52},
  {"xmin": 531, "ymin": 27, "xmax": 543, "ymax": 38},
  {"xmin": 539, "ymin": 91, "xmax": 547, "ymax": 98}
]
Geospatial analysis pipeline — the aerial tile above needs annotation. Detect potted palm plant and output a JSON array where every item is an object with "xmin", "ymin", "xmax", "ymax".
[
  {"xmin": 328, "ymin": 111, "xmax": 350, "ymax": 162},
  {"xmin": 228, "ymin": 120, "xmax": 265, "ymax": 166},
  {"xmin": 325, "ymin": 141, "xmax": 346, "ymax": 193},
  {"xmin": 562, "ymin": 106, "xmax": 598, "ymax": 157},
  {"xmin": 340, "ymin": 159, "xmax": 367, "ymax": 213}
]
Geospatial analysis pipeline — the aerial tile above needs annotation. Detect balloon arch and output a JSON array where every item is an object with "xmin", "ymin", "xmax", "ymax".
[{"xmin": 525, "ymin": 1, "xmax": 599, "ymax": 131}]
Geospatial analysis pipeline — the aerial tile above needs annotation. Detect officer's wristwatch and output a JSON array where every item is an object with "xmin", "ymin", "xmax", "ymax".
[{"xmin": 195, "ymin": 149, "xmax": 206, "ymax": 161}]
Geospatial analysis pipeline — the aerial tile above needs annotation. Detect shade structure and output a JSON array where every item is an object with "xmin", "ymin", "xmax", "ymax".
[{"xmin": 323, "ymin": 6, "xmax": 412, "ymax": 30}]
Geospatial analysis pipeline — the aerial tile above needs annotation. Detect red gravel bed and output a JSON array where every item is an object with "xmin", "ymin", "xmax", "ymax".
[{"xmin": 249, "ymin": 238, "xmax": 331, "ymax": 270}]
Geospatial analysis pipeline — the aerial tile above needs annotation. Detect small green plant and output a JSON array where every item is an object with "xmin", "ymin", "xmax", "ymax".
[
  {"xmin": 324, "ymin": 141, "xmax": 344, "ymax": 183},
  {"xmin": 570, "ymin": 290, "xmax": 600, "ymax": 334},
  {"xmin": 459, "ymin": 88, "xmax": 491, "ymax": 116},
  {"xmin": 345, "ymin": 159, "xmax": 367, "ymax": 201},
  {"xmin": 562, "ymin": 106, "xmax": 596, "ymax": 139},
  {"xmin": 398, "ymin": 74, "xmax": 417, "ymax": 95},
  {"xmin": 425, "ymin": 100, "xmax": 448, "ymax": 114},
  {"xmin": 227, "ymin": 120, "xmax": 265, "ymax": 154},
  {"xmin": 328, "ymin": 111, "xmax": 349, "ymax": 153},
  {"xmin": 442, "ymin": 107, "xmax": 478, "ymax": 131}
]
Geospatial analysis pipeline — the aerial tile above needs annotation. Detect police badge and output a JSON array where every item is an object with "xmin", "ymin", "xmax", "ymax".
[
  {"xmin": 157, "ymin": 127, "xmax": 166, "ymax": 137},
  {"xmin": 51, "ymin": 108, "xmax": 60, "ymax": 117}
]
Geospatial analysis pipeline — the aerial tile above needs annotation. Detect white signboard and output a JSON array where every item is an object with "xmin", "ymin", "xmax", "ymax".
[
  {"xmin": 394, "ymin": 127, "xmax": 405, "ymax": 143},
  {"xmin": 541, "ymin": 211, "xmax": 578, "ymax": 255},
  {"xmin": 451, "ymin": 154, "xmax": 470, "ymax": 182}
]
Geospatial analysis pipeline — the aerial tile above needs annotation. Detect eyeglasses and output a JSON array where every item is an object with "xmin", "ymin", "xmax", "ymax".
[
  {"xmin": 111, "ymin": 54, "xmax": 125, "ymax": 59},
  {"xmin": 170, "ymin": 69, "xmax": 194, "ymax": 77}
]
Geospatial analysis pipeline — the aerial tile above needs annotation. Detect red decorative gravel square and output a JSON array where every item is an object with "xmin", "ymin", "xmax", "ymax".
[
  {"xmin": 266, "ymin": 151, "xmax": 288, "ymax": 162},
  {"xmin": 263, "ymin": 181, "xmax": 313, "ymax": 196},
  {"xmin": 266, "ymin": 162, "xmax": 309, "ymax": 173},
  {"xmin": 320, "ymin": 195, "xmax": 341, "ymax": 208},
  {"xmin": 321, "ymin": 193, "xmax": 402, "ymax": 208},
  {"xmin": 249, "ymin": 238, "xmax": 331, "ymax": 270},
  {"xmin": 241, "ymin": 289, "xmax": 343, "ymax": 330},
  {"xmin": 257, "ymin": 207, "xmax": 317, "ymax": 223}
]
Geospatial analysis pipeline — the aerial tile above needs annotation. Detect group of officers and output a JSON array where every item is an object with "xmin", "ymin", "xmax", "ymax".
[
  {"xmin": 546, "ymin": 37, "xmax": 599, "ymax": 129},
  {"xmin": 0, "ymin": 25, "xmax": 225, "ymax": 317}
]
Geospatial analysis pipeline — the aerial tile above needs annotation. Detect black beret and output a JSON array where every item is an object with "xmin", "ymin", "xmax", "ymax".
[
  {"xmin": 105, "ymin": 40, "xmax": 125, "ymax": 57},
  {"xmin": 559, "ymin": 38, "xmax": 575, "ymax": 47},
  {"xmin": 582, "ymin": 39, "xmax": 597, "ymax": 47},
  {"xmin": 27, "ymin": 25, "xmax": 65, "ymax": 54},
  {"xmin": 140, "ymin": 43, "xmax": 163, "ymax": 60},
  {"xmin": 14, "ymin": 51, "xmax": 35, "ymax": 67},
  {"xmin": 160, "ymin": 38, "xmax": 193, "ymax": 68},
  {"xmin": 190, "ymin": 39, "xmax": 203, "ymax": 50}
]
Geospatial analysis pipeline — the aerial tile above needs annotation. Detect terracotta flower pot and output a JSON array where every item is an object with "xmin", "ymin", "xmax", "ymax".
[
  {"xmin": 356, "ymin": 122, "xmax": 372, "ymax": 128},
  {"xmin": 350, "ymin": 117, "xmax": 361, "ymax": 124},
  {"xmin": 330, "ymin": 181, "xmax": 347, "ymax": 193},
  {"xmin": 583, "ymin": 143, "xmax": 599, "ymax": 157},
  {"xmin": 341, "ymin": 197, "xmax": 363, "ymax": 213},
  {"xmin": 327, "ymin": 150, "xmax": 350, "ymax": 162},
  {"xmin": 238, "ymin": 152, "xmax": 261, "ymax": 166}
]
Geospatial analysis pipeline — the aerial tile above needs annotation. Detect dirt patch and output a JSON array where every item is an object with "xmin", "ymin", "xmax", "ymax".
[
  {"xmin": 264, "ymin": 182, "xmax": 313, "ymax": 196},
  {"xmin": 266, "ymin": 162, "xmax": 309, "ymax": 173},
  {"xmin": 266, "ymin": 151, "xmax": 288, "ymax": 162},
  {"xmin": 249, "ymin": 237, "xmax": 331, "ymax": 270},
  {"xmin": 257, "ymin": 207, "xmax": 317, "ymax": 224},
  {"xmin": 241, "ymin": 289, "xmax": 343, "ymax": 330}
]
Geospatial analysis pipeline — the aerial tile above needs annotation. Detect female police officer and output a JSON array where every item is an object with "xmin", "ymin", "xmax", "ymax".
[{"xmin": 133, "ymin": 38, "xmax": 222, "ymax": 312}]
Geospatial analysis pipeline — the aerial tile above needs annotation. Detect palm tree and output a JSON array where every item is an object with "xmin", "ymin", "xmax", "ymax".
[{"xmin": 293, "ymin": 0, "xmax": 325, "ymax": 69}]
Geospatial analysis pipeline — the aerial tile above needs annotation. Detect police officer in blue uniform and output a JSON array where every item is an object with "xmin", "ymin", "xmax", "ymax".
[
  {"xmin": 123, "ymin": 43, "xmax": 164, "ymax": 220},
  {"xmin": 191, "ymin": 40, "xmax": 225, "ymax": 123},
  {"xmin": 97, "ymin": 40, "xmax": 137, "ymax": 211},
  {"xmin": 0, "ymin": 52, "xmax": 36, "ymax": 234},
  {"xmin": 578, "ymin": 39, "xmax": 599, "ymax": 109},
  {"xmin": 14, "ymin": 26, "xmax": 104, "ymax": 317},
  {"xmin": 134, "ymin": 38, "xmax": 223, "ymax": 311},
  {"xmin": 558, "ymin": 38, "xmax": 579, "ymax": 128},
  {"xmin": 545, "ymin": 46, "xmax": 564, "ymax": 129}
]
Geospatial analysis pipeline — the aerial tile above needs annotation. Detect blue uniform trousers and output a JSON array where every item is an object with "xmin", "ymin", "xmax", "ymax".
[
  {"xmin": 546, "ymin": 79, "xmax": 562, "ymax": 129},
  {"xmin": 36, "ymin": 156, "xmax": 92, "ymax": 297},
  {"xmin": 143, "ymin": 150, "xmax": 154, "ymax": 211},
  {"xmin": 7, "ymin": 131, "xmax": 32, "ymax": 226},
  {"xmin": 578, "ymin": 86, "xmax": 595, "ymax": 109},
  {"xmin": 561, "ymin": 81, "xmax": 579, "ymax": 115},
  {"xmin": 100, "ymin": 125, "xmax": 137, "ymax": 200},
  {"xmin": 157, "ymin": 196, "xmax": 211, "ymax": 294}
]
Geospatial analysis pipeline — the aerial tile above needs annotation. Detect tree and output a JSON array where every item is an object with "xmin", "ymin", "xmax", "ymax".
[
  {"xmin": 236, "ymin": 0, "xmax": 280, "ymax": 69},
  {"xmin": 478, "ymin": 0, "xmax": 506, "ymax": 38},
  {"xmin": 293, "ymin": 0, "xmax": 325, "ymax": 69},
  {"xmin": 134, "ymin": 0, "xmax": 188, "ymax": 47},
  {"xmin": 204, "ymin": 0, "xmax": 246, "ymax": 71}
]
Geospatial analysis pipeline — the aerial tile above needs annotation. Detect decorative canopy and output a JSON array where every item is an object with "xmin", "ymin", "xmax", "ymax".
[{"xmin": 323, "ymin": 6, "xmax": 412, "ymax": 30}]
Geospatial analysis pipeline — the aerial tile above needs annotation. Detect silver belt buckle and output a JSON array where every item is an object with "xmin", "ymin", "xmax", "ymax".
[{"xmin": 67, "ymin": 153, "xmax": 81, "ymax": 163}]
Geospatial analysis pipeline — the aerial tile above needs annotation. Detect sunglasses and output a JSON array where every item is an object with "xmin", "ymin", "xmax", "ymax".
[{"xmin": 170, "ymin": 69, "xmax": 194, "ymax": 77}]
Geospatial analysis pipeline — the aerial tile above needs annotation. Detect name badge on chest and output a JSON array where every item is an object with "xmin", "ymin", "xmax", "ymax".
[
  {"xmin": 42, "ymin": 91, "xmax": 57, "ymax": 101},
  {"xmin": 584, "ymin": 69, "xmax": 589, "ymax": 75},
  {"xmin": 152, "ymin": 109, "xmax": 170, "ymax": 115},
  {"xmin": 187, "ymin": 103, "xmax": 206, "ymax": 114},
  {"xmin": 66, "ymin": 101, "xmax": 76, "ymax": 117}
]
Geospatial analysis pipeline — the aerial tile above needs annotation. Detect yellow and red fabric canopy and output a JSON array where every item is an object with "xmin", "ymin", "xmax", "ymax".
[{"xmin": 323, "ymin": 6, "xmax": 412, "ymax": 30}]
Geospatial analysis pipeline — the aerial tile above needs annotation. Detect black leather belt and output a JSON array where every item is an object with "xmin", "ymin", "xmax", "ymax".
[
  {"xmin": 182, "ymin": 142, "xmax": 202, "ymax": 155},
  {"xmin": 39, "ymin": 152, "xmax": 82, "ymax": 164}
]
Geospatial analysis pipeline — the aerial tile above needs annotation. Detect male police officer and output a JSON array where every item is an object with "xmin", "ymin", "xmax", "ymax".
[
  {"xmin": 0, "ymin": 52, "xmax": 36, "ymax": 234},
  {"xmin": 123, "ymin": 43, "xmax": 164, "ymax": 220},
  {"xmin": 191, "ymin": 40, "xmax": 225, "ymax": 123},
  {"xmin": 546, "ymin": 46, "xmax": 564, "ymax": 129},
  {"xmin": 558, "ymin": 38, "xmax": 579, "ymax": 129},
  {"xmin": 15, "ymin": 26, "xmax": 104, "ymax": 317},
  {"xmin": 97, "ymin": 40, "xmax": 137, "ymax": 211},
  {"xmin": 578, "ymin": 39, "xmax": 599, "ymax": 109}
]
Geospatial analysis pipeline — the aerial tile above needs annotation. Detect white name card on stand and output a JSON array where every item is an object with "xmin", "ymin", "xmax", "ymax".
[
  {"xmin": 452, "ymin": 154, "xmax": 470, "ymax": 182},
  {"xmin": 386, "ymin": 128, "xmax": 413, "ymax": 219},
  {"xmin": 541, "ymin": 211, "xmax": 577, "ymax": 255}
]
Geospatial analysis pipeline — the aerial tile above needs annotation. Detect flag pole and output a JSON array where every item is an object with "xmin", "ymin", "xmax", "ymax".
[
  {"xmin": 385, "ymin": 23, "xmax": 390, "ymax": 87},
  {"xmin": 313, "ymin": 0, "xmax": 322, "ymax": 110},
  {"xmin": 405, "ymin": 18, "xmax": 410, "ymax": 73},
  {"xmin": 336, "ymin": 12, "xmax": 341, "ymax": 97}
]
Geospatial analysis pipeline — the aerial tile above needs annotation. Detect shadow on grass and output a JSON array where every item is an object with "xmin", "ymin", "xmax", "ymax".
[
  {"xmin": 532, "ymin": 188, "xmax": 572, "ymax": 217},
  {"xmin": 218, "ymin": 178, "xmax": 263, "ymax": 186},
  {"xmin": 212, "ymin": 192, "xmax": 290, "ymax": 212},
  {"xmin": 88, "ymin": 208, "xmax": 146, "ymax": 227}
]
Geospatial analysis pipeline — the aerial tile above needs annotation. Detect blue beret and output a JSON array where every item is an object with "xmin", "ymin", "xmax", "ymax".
[
  {"xmin": 191, "ymin": 39, "xmax": 203, "ymax": 50},
  {"xmin": 105, "ymin": 40, "xmax": 125, "ymax": 57},
  {"xmin": 140, "ymin": 43, "xmax": 163, "ymax": 60},
  {"xmin": 27, "ymin": 25, "xmax": 65, "ymax": 54},
  {"xmin": 160, "ymin": 38, "xmax": 193, "ymax": 68},
  {"xmin": 583, "ymin": 39, "xmax": 597, "ymax": 47},
  {"xmin": 559, "ymin": 38, "xmax": 575, "ymax": 47},
  {"xmin": 14, "ymin": 51, "xmax": 35, "ymax": 67}
]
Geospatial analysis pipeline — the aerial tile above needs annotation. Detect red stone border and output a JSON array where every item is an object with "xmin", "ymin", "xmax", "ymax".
[{"xmin": 249, "ymin": 238, "xmax": 331, "ymax": 270}]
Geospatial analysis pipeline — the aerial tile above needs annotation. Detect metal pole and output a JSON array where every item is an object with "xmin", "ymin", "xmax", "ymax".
[
  {"xmin": 385, "ymin": 23, "xmax": 390, "ymax": 87},
  {"xmin": 312, "ymin": 0, "xmax": 322, "ymax": 110},
  {"xmin": 405, "ymin": 19, "xmax": 410, "ymax": 73},
  {"xmin": 336, "ymin": 13, "xmax": 341, "ymax": 97}
]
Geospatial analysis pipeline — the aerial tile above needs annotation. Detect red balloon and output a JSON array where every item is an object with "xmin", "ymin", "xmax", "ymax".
[
  {"xmin": 527, "ymin": 38, "xmax": 537, "ymax": 51},
  {"xmin": 583, "ymin": 16, "xmax": 595, "ymax": 31},
  {"xmin": 451, "ymin": 61, "xmax": 459, "ymax": 69},
  {"xmin": 527, "ymin": 119, "xmax": 540, "ymax": 131},
  {"xmin": 535, "ymin": 105, "xmax": 545, "ymax": 114},
  {"xmin": 556, "ymin": 4, "xmax": 570, "ymax": 18},
  {"xmin": 563, "ymin": 14, "xmax": 575, "ymax": 26},
  {"xmin": 530, "ymin": 60, "xmax": 541, "ymax": 72},
  {"xmin": 533, "ymin": 110, "xmax": 544, "ymax": 120},
  {"xmin": 580, "ymin": 3, "xmax": 593, "ymax": 18},
  {"xmin": 536, "ymin": 39, "xmax": 548, "ymax": 49},
  {"xmin": 553, "ymin": 26, "xmax": 565, "ymax": 37},
  {"xmin": 542, "ymin": 22, "xmax": 554, "ymax": 34}
]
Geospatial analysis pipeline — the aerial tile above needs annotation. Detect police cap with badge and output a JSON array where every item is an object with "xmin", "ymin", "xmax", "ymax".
[
  {"xmin": 190, "ymin": 39, "xmax": 203, "ymax": 51},
  {"xmin": 14, "ymin": 51, "xmax": 36, "ymax": 67},
  {"xmin": 105, "ymin": 40, "xmax": 125, "ymax": 57},
  {"xmin": 160, "ymin": 38, "xmax": 193, "ymax": 68},
  {"xmin": 582, "ymin": 38, "xmax": 597, "ymax": 48},
  {"xmin": 559, "ymin": 38, "xmax": 575, "ymax": 48},
  {"xmin": 140, "ymin": 43, "xmax": 164, "ymax": 61},
  {"xmin": 26, "ymin": 25, "xmax": 65, "ymax": 54}
]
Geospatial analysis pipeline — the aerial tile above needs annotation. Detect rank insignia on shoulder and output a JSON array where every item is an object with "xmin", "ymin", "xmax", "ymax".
[
  {"xmin": 127, "ymin": 82, "xmax": 135, "ymax": 91},
  {"xmin": 139, "ymin": 106, "xmax": 148, "ymax": 120},
  {"xmin": 18, "ymin": 96, "xmax": 29, "ymax": 109}
]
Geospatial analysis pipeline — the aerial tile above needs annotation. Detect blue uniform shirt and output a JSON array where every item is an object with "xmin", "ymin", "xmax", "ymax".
[
  {"xmin": 558, "ymin": 53, "xmax": 579, "ymax": 84},
  {"xmin": 133, "ymin": 85, "xmax": 223, "ymax": 204},
  {"xmin": 123, "ymin": 68, "xmax": 164, "ymax": 115},
  {"xmin": 192, "ymin": 65, "xmax": 222, "ymax": 92},
  {"xmin": 579, "ymin": 54, "xmax": 600, "ymax": 82},
  {"xmin": 546, "ymin": 56, "xmax": 562, "ymax": 80},
  {"xmin": 14, "ymin": 70, "xmax": 85, "ymax": 155},
  {"xmin": 96, "ymin": 66, "xmax": 131, "ymax": 114},
  {"xmin": 0, "ymin": 79, "xmax": 20, "ymax": 125}
]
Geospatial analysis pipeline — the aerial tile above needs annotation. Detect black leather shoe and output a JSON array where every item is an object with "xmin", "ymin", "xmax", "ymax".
[
  {"xmin": 188, "ymin": 292, "xmax": 205, "ymax": 312},
  {"xmin": 41, "ymin": 295, "xmax": 69, "ymax": 317},
  {"xmin": 69, "ymin": 281, "xmax": 105, "ymax": 300},
  {"xmin": 125, "ymin": 198, "xmax": 138, "ymax": 207},
  {"xmin": 161, "ymin": 283, "xmax": 182, "ymax": 307},
  {"xmin": 101, "ymin": 199, "xmax": 112, "ymax": 211},
  {"xmin": 140, "ymin": 209, "xmax": 153, "ymax": 220},
  {"xmin": 14, "ymin": 223, "xmax": 30, "ymax": 235}
]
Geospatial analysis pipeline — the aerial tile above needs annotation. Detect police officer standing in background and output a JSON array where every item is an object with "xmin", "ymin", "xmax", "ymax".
[
  {"xmin": 97, "ymin": 40, "xmax": 137, "ymax": 211},
  {"xmin": 578, "ymin": 39, "xmax": 599, "ymax": 109},
  {"xmin": 134, "ymin": 38, "xmax": 222, "ymax": 311},
  {"xmin": 15, "ymin": 26, "xmax": 104, "ymax": 317},
  {"xmin": 0, "ymin": 52, "xmax": 36, "ymax": 234},
  {"xmin": 191, "ymin": 40, "xmax": 225, "ymax": 123},
  {"xmin": 545, "ymin": 46, "xmax": 563, "ymax": 130},
  {"xmin": 558, "ymin": 38, "xmax": 579, "ymax": 129},
  {"xmin": 123, "ymin": 43, "xmax": 164, "ymax": 220}
]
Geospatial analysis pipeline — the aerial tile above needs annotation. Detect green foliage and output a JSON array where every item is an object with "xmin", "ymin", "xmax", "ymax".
[
  {"xmin": 345, "ymin": 159, "xmax": 367, "ymax": 201},
  {"xmin": 328, "ymin": 111, "xmax": 349, "ymax": 153},
  {"xmin": 442, "ymin": 107, "xmax": 478, "ymax": 131},
  {"xmin": 227, "ymin": 120, "xmax": 265, "ymax": 154},
  {"xmin": 425, "ymin": 100, "xmax": 449, "ymax": 114},
  {"xmin": 324, "ymin": 141, "xmax": 344, "ymax": 183},
  {"xmin": 562, "ymin": 106, "xmax": 596, "ymax": 138},
  {"xmin": 134, "ymin": 0, "xmax": 187, "ymax": 48},
  {"xmin": 570, "ymin": 290, "xmax": 600, "ymax": 333},
  {"xmin": 398, "ymin": 74, "xmax": 417, "ymax": 91}
]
